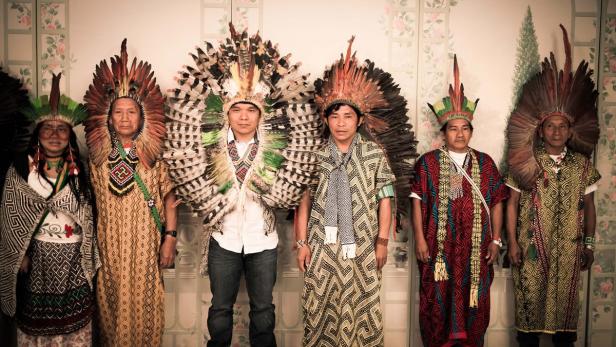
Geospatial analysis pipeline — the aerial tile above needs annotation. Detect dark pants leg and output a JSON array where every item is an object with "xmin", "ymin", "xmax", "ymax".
[
  {"xmin": 552, "ymin": 331, "xmax": 577, "ymax": 347},
  {"xmin": 517, "ymin": 331, "xmax": 540, "ymax": 347},
  {"xmin": 207, "ymin": 239, "xmax": 242, "ymax": 347},
  {"xmin": 244, "ymin": 247, "xmax": 277, "ymax": 347}
]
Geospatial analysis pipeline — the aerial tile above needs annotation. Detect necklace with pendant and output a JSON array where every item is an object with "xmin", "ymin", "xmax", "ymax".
[{"xmin": 46, "ymin": 158, "xmax": 64, "ymax": 173}]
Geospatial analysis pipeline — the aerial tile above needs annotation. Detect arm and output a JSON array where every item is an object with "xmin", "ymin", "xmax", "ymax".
[
  {"xmin": 375, "ymin": 197, "xmax": 392, "ymax": 270},
  {"xmin": 581, "ymin": 192, "xmax": 596, "ymax": 271},
  {"xmin": 159, "ymin": 190, "xmax": 178, "ymax": 268},
  {"xmin": 412, "ymin": 197, "xmax": 430, "ymax": 263},
  {"xmin": 506, "ymin": 190, "xmax": 522, "ymax": 266},
  {"xmin": 486, "ymin": 201, "xmax": 504, "ymax": 265},
  {"xmin": 295, "ymin": 190, "xmax": 312, "ymax": 272}
]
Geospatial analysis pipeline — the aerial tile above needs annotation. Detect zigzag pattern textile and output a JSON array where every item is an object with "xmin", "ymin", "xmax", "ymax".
[
  {"xmin": 303, "ymin": 135, "xmax": 394, "ymax": 347},
  {"xmin": 411, "ymin": 149, "xmax": 508, "ymax": 347}
]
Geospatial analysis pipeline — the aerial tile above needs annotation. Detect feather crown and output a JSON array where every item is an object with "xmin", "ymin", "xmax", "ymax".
[
  {"xmin": 166, "ymin": 23, "xmax": 323, "ymax": 226},
  {"xmin": 428, "ymin": 55, "xmax": 478, "ymax": 126},
  {"xmin": 22, "ymin": 73, "xmax": 87, "ymax": 126},
  {"xmin": 314, "ymin": 37, "xmax": 418, "ymax": 222},
  {"xmin": 507, "ymin": 24, "xmax": 599, "ymax": 190},
  {"xmin": 83, "ymin": 39, "xmax": 166, "ymax": 168}
]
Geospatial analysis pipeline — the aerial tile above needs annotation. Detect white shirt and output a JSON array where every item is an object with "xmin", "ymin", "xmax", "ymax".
[
  {"xmin": 211, "ymin": 130, "xmax": 278, "ymax": 254},
  {"xmin": 28, "ymin": 169, "xmax": 81, "ymax": 243}
]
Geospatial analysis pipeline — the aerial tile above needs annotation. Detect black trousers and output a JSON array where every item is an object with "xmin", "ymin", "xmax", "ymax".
[{"xmin": 517, "ymin": 331, "xmax": 577, "ymax": 347}]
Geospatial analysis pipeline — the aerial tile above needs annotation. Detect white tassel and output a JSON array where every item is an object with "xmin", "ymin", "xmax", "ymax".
[
  {"xmin": 469, "ymin": 283, "xmax": 479, "ymax": 308},
  {"xmin": 325, "ymin": 226, "xmax": 337, "ymax": 244},
  {"xmin": 433, "ymin": 256, "xmax": 449, "ymax": 281},
  {"xmin": 341, "ymin": 243, "xmax": 356, "ymax": 259}
]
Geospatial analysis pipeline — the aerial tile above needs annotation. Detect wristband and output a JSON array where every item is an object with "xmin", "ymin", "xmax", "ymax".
[
  {"xmin": 165, "ymin": 230, "xmax": 177, "ymax": 238},
  {"xmin": 376, "ymin": 237, "xmax": 389, "ymax": 247}
]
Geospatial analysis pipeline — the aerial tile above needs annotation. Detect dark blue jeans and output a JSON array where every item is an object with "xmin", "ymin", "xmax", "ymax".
[{"xmin": 207, "ymin": 239, "xmax": 277, "ymax": 347}]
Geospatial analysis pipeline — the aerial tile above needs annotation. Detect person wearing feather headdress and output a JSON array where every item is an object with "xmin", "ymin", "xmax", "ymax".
[
  {"xmin": 505, "ymin": 25, "xmax": 600, "ymax": 347},
  {"xmin": 0, "ymin": 73, "xmax": 99, "ymax": 346},
  {"xmin": 295, "ymin": 37, "xmax": 417, "ymax": 347},
  {"xmin": 83, "ymin": 40, "xmax": 178, "ymax": 346},
  {"xmin": 410, "ymin": 56, "xmax": 508, "ymax": 347},
  {"xmin": 165, "ymin": 24, "xmax": 322, "ymax": 346}
]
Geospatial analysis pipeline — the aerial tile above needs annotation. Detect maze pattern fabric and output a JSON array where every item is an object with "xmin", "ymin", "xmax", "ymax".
[
  {"xmin": 302, "ymin": 135, "xmax": 394, "ymax": 347},
  {"xmin": 410, "ymin": 149, "xmax": 508, "ymax": 347},
  {"xmin": 0, "ymin": 166, "xmax": 98, "ymax": 318},
  {"xmin": 107, "ymin": 146, "xmax": 138, "ymax": 196},
  {"xmin": 17, "ymin": 321, "xmax": 92, "ymax": 347},
  {"xmin": 16, "ymin": 239, "xmax": 93, "ymax": 336},
  {"xmin": 509, "ymin": 149, "xmax": 600, "ymax": 333},
  {"xmin": 90, "ymin": 159, "xmax": 173, "ymax": 347}
]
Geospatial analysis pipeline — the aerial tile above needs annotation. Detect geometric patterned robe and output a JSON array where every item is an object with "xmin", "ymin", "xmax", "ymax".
[
  {"xmin": 411, "ymin": 148, "xmax": 508, "ymax": 347},
  {"xmin": 302, "ymin": 134, "xmax": 395, "ymax": 347},
  {"xmin": 90, "ymin": 159, "xmax": 173, "ymax": 347},
  {"xmin": 508, "ymin": 148, "xmax": 600, "ymax": 333}
]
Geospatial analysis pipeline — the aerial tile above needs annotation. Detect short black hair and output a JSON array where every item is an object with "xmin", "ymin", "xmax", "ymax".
[
  {"xmin": 324, "ymin": 102, "xmax": 362, "ymax": 118},
  {"xmin": 440, "ymin": 119, "xmax": 473, "ymax": 133}
]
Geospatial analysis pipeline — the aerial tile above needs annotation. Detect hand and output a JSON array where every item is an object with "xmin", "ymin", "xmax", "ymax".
[
  {"xmin": 376, "ymin": 243, "xmax": 388, "ymax": 270},
  {"xmin": 19, "ymin": 255, "xmax": 30, "ymax": 273},
  {"xmin": 159, "ymin": 236, "xmax": 177, "ymax": 268},
  {"xmin": 508, "ymin": 241, "xmax": 522, "ymax": 267},
  {"xmin": 486, "ymin": 243, "xmax": 500, "ymax": 265},
  {"xmin": 296, "ymin": 245, "xmax": 312, "ymax": 272},
  {"xmin": 415, "ymin": 237, "xmax": 430, "ymax": 263},
  {"xmin": 581, "ymin": 248, "xmax": 594, "ymax": 271}
]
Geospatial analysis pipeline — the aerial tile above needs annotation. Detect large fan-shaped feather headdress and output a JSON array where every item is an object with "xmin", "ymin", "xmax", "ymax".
[
  {"xmin": 0, "ymin": 68, "xmax": 31, "ymax": 155},
  {"xmin": 83, "ymin": 39, "xmax": 166, "ymax": 169},
  {"xmin": 314, "ymin": 37, "xmax": 418, "ymax": 219},
  {"xmin": 507, "ymin": 25, "xmax": 599, "ymax": 190},
  {"xmin": 165, "ymin": 24, "xmax": 323, "ymax": 226}
]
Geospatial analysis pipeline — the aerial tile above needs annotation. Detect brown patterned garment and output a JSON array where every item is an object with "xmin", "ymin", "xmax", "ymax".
[
  {"xmin": 303, "ymin": 135, "xmax": 395, "ymax": 347},
  {"xmin": 508, "ymin": 148, "xmax": 600, "ymax": 333},
  {"xmin": 90, "ymin": 159, "xmax": 173, "ymax": 346}
]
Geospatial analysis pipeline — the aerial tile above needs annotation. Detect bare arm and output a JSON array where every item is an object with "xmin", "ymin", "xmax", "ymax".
[
  {"xmin": 160, "ymin": 190, "xmax": 178, "ymax": 268},
  {"xmin": 375, "ymin": 197, "xmax": 392, "ymax": 270},
  {"xmin": 581, "ymin": 192, "xmax": 596, "ymax": 271},
  {"xmin": 295, "ymin": 190, "xmax": 312, "ymax": 272},
  {"xmin": 412, "ymin": 198, "xmax": 430, "ymax": 263},
  {"xmin": 486, "ymin": 201, "xmax": 504, "ymax": 265}
]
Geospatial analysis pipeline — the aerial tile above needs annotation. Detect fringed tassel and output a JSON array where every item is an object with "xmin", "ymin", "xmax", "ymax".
[
  {"xmin": 32, "ymin": 142, "xmax": 44, "ymax": 170},
  {"xmin": 341, "ymin": 243, "xmax": 356, "ymax": 260},
  {"xmin": 433, "ymin": 256, "xmax": 449, "ymax": 281},
  {"xmin": 469, "ymin": 283, "xmax": 479, "ymax": 308},
  {"xmin": 324, "ymin": 226, "xmax": 337, "ymax": 244}
]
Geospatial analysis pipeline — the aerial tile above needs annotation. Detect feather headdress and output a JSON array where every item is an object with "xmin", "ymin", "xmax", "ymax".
[
  {"xmin": 314, "ymin": 37, "xmax": 418, "ymax": 219},
  {"xmin": 22, "ymin": 73, "xmax": 87, "ymax": 127},
  {"xmin": 507, "ymin": 25, "xmax": 599, "ymax": 190},
  {"xmin": 165, "ymin": 24, "xmax": 323, "ymax": 226},
  {"xmin": 83, "ymin": 39, "xmax": 166, "ymax": 169},
  {"xmin": 428, "ymin": 55, "xmax": 478, "ymax": 126}
]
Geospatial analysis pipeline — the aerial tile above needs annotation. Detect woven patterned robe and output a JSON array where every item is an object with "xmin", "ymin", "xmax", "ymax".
[
  {"xmin": 411, "ymin": 149, "xmax": 508, "ymax": 347},
  {"xmin": 302, "ymin": 135, "xmax": 395, "ymax": 347},
  {"xmin": 508, "ymin": 148, "xmax": 600, "ymax": 334},
  {"xmin": 90, "ymin": 159, "xmax": 173, "ymax": 346}
]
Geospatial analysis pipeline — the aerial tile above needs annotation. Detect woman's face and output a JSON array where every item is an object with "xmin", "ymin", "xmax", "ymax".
[{"xmin": 38, "ymin": 120, "xmax": 71, "ymax": 157}]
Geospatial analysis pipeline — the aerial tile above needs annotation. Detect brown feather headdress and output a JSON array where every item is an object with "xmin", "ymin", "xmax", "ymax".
[
  {"xmin": 83, "ymin": 39, "xmax": 165, "ymax": 168},
  {"xmin": 314, "ymin": 37, "xmax": 418, "ymax": 221},
  {"xmin": 507, "ymin": 25, "xmax": 599, "ymax": 190}
]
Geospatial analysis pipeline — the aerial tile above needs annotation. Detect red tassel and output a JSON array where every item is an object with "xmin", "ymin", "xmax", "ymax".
[{"xmin": 32, "ymin": 142, "xmax": 44, "ymax": 170}]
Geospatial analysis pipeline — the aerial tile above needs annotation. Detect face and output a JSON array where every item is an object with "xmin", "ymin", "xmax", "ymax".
[
  {"xmin": 110, "ymin": 98, "xmax": 142, "ymax": 140},
  {"xmin": 540, "ymin": 115, "xmax": 571, "ymax": 153},
  {"xmin": 39, "ymin": 120, "xmax": 71, "ymax": 157},
  {"xmin": 227, "ymin": 102, "xmax": 261, "ymax": 140},
  {"xmin": 325, "ymin": 104, "xmax": 362, "ymax": 145},
  {"xmin": 443, "ymin": 118, "xmax": 472, "ymax": 153}
]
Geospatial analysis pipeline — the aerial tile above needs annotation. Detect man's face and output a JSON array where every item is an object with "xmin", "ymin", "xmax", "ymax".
[
  {"xmin": 443, "ymin": 118, "xmax": 472, "ymax": 153},
  {"xmin": 325, "ymin": 104, "xmax": 361, "ymax": 144},
  {"xmin": 110, "ymin": 98, "xmax": 141, "ymax": 140},
  {"xmin": 540, "ymin": 115, "xmax": 571, "ymax": 152},
  {"xmin": 227, "ymin": 102, "xmax": 260, "ymax": 140}
]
